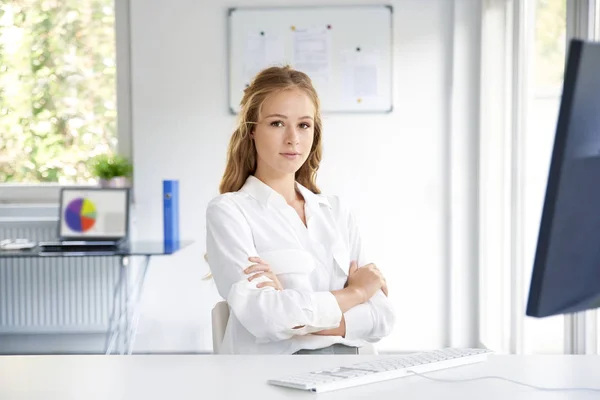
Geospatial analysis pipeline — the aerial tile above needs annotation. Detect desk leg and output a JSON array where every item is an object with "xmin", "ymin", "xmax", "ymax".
[
  {"xmin": 105, "ymin": 257, "xmax": 128, "ymax": 355},
  {"xmin": 104, "ymin": 255, "xmax": 150, "ymax": 355},
  {"xmin": 120, "ymin": 257, "xmax": 129, "ymax": 355},
  {"xmin": 127, "ymin": 255, "xmax": 150, "ymax": 355},
  {"xmin": 105, "ymin": 256, "xmax": 126, "ymax": 355}
]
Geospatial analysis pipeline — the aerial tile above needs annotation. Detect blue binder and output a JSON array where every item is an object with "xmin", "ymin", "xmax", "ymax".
[{"xmin": 163, "ymin": 180, "xmax": 180, "ymax": 247}]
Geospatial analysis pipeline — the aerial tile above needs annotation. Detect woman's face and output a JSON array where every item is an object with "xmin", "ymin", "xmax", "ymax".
[{"xmin": 252, "ymin": 89, "xmax": 315, "ymax": 178}]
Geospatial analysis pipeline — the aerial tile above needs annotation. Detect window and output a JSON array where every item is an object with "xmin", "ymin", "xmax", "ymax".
[
  {"xmin": 0, "ymin": 0, "xmax": 117, "ymax": 184},
  {"xmin": 481, "ymin": 0, "xmax": 598, "ymax": 355},
  {"xmin": 522, "ymin": 0, "xmax": 567, "ymax": 354}
]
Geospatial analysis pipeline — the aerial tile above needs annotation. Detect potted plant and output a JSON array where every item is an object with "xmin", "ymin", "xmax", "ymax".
[{"xmin": 90, "ymin": 154, "xmax": 133, "ymax": 188}]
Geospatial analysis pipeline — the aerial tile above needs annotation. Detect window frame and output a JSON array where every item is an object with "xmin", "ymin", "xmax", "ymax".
[
  {"xmin": 0, "ymin": 0, "xmax": 132, "ymax": 205},
  {"xmin": 596, "ymin": 0, "xmax": 600, "ymax": 38}
]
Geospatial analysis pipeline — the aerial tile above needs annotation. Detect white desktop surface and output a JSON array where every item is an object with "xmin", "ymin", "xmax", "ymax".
[{"xmin": 0, "ymin": 354, "xmax": 598, "ymax": 400}]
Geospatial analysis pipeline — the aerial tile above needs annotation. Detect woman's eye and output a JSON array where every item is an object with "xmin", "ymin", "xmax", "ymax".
[
  {"xmin": 299, "ymin": 123, "xmax": 311, "ymax": 129},
  {"xmin": 270, "ymin": 121, "xmax": 284, "ymax": 127}
]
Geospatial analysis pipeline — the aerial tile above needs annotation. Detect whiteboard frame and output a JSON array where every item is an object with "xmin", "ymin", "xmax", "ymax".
[{"xmin": 227, "ymin": 4, "xmax": 394, "ymax": 115}]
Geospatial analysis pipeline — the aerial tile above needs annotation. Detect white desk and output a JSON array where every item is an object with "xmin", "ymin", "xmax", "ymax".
[{"xmin": 0, "ymin": 355, "xmax": 598, "ymax": 399}]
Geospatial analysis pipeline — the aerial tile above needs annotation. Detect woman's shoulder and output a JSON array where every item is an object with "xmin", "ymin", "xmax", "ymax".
[
  {"xmin": 319, "ymin": 194, "xmax": 363, "ymax": 234},
  {"xmin": 319, "ymin": 193, "xmax": 340, "ymax": 208},
  {"xmin": 206, "ymin": 192, "xmax": 252, "ymax": 215},
  {"xmin": 318, "ymin": 193, "xmax": 353, "ymax": 219}
]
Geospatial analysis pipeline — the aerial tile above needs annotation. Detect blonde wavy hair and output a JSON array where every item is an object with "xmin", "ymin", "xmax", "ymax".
[
  {"xmin": 204, "ymin": 66, "xmax": 324, "ymax": 278},
  {"xmin": 219, "ymin": 65, "xmax": 324, "ymax": 194}
]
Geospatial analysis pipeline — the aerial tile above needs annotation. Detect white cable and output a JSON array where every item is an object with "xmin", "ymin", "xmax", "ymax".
[{"xmin": 406, "ymin": 370, "xmax": 600, "ymax": 393}]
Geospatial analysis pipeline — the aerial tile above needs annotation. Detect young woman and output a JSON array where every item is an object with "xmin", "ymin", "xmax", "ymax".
[{"xmin": 206, "ymin": 66, "xmax": 395, "ymax": 354}]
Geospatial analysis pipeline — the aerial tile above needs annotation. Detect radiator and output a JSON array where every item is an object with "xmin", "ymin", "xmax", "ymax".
[{"xmin": 0, "ymin": 218, "xmax": 120, "ymax": 334}]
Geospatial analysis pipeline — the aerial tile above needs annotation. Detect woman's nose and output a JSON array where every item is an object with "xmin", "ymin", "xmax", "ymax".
[{"xmin": 285, "ymin": 126, "xmax": 300, "ymax": 144}]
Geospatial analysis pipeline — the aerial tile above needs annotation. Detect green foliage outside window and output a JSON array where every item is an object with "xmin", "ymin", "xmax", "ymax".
[
  {"xmin": 535, "ymin": 0, "xmax": 567, "ymax": 89},
  {"xmin": 0, "ymin": 0, "xmax": 117, "ymax": 184}
]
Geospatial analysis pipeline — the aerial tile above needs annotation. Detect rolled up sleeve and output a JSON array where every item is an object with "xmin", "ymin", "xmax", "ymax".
[
  {"xmin": 344, "ymin": 292, "xmax": 395, "ymax": 342},
  {"xmin": 341, "ymin": 199, "xmax": 396, "ymax": 342},
  {"xmin": 206, "ymin": 195, "xmax": 342, "ymax": 343}
]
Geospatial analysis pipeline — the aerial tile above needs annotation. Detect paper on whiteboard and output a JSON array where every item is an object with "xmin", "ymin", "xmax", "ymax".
[
  {"xmin": 341, "ymin": 50, "xmax": 380, "ymax": 99},
  {"xmin": 292, "ymin": 28, "xmax": 331, "ymax": 93},
  {"xmin": 243, "ymin": 33, "xmax": 285, "ymax": 86}
]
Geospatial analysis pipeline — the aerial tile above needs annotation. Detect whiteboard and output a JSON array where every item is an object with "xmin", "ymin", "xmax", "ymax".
[{"xmin": 228, "ymin": 5, "xmax": 393, "ymax": 114}]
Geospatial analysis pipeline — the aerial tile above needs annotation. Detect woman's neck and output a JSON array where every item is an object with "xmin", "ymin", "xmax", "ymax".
[{"xmin": 254, "ymin": 169, "xmax": 301, "ymax": 205}]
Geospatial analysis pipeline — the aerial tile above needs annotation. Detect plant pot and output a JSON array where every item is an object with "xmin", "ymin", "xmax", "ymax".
[{"xmin": 99, "ymin": 177, "xmax": 131, "ymax": 188}]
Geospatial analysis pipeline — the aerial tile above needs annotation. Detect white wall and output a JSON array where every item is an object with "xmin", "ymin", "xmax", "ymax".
[{"xmin": 129, "ymin": 0, "xmax": 473, "ymax": 353}]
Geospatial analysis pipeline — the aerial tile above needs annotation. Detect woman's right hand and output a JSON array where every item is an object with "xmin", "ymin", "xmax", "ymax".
[
  {"xmin": 244, "ymin": 257, "xmax": 284, "ymax": 291},
  {"xmin": 345, "ymin": 261, "xmax": 385, "ymax": 303}
]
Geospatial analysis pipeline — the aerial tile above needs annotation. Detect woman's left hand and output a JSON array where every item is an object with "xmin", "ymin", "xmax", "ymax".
[
  {"xmin": 245, "ymin": 257, "xmax": 284, "ymax": 291},
  {"xmin": 381, "ymin": 274, "xmax": 388, "ymax": 297},
  {"xmin": 346, "ymin": 261, "xmax": 389, "ymax": 297}
]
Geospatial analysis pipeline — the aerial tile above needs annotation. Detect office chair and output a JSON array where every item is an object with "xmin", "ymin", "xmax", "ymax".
[
  {"xmin": 212, "ymin": 300, "xmax": 230, "ymax": 354},
  {"xmin": 211, "ymin": 300, "xmax": 377, "ymax": 354}
]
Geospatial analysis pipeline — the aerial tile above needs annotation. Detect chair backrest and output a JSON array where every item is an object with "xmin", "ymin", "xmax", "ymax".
[{"xmin": 211, "ymin": 301, "xmax": 230, "ymax": 353}]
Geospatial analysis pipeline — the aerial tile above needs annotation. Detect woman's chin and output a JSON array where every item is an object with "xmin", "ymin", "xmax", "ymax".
[{"xmin": 275, "ymin": 162, "xmax": 304, "ymax": 175}]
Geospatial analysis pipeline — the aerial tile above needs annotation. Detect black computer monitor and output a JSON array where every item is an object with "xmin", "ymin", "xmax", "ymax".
[{"xmin": 526, "ymin": 39, "xmax": 600, "ymax": 318}]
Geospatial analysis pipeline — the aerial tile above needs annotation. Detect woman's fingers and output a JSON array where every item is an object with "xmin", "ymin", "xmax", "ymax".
[
  {"xmin": 256, "ymin": 281, "xmax": 280, "ymax": 290},
  {"xmin": 349, "ymin": 261, "xmax": 358, "ymax": 274},
  {"xmin": 245, "ymin": 256, "xmax": 273, "ymax": 275},
  {"xmin": 244, "ymin": 263, "xmax": 270, "ymax": 274},
  {"xmin": 348, "ymin": 261, "xmax": 388, "ymax": 296},
  {"xmin": 248, "ymin": 272, "xmax": 282, "ymax": 290},
  {"xmin": 248, "ymin": 256, "xmax": 266, "ymax": 264},
  {"xmin": 380, "ymin": 270, "xmax": 388, "ymax": 296},
  {"xmin": 248, "ymin": 271, "xmax": 274, "ymax": 282},
  {"xmin": 248, "ymin": 272, "xmax": 264, "ymax": 282},
  {"xmin": 365, "ymin": 263, "xmax": 387, "ymax": 292}
]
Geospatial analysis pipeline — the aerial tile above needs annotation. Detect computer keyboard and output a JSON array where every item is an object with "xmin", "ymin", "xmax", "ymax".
[{"xmin": 268, "ymin": 347, "xmax": 493, "ymax": 393}]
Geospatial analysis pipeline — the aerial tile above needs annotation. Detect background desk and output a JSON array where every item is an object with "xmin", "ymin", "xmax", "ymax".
[
  {"xmin": 0, "ymin": 355, "xmax": 598, "ymax": 399},
  {"xmin": 0, "ymin": 241, "xmax": 192, "ymax": 355}
]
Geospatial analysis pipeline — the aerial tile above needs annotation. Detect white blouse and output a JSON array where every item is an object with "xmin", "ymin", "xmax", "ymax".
[{"xmin": 206, "ymin": 175, "xmax": 395, "ymax": 354}]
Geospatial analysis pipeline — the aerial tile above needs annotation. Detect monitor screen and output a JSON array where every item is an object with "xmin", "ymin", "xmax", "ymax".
[
  {"xmin": 59, "ymin": 188, "xmax": 129, "ymax": 239},
  {"xmin": 526, "ymin": 39, "xmax": 600, "ymax": 318}
]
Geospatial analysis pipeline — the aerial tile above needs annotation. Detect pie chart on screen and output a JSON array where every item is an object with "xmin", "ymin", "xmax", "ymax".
[{"xmin": 65, "ymin": 198, "xmax": 97, "ymax": 233}]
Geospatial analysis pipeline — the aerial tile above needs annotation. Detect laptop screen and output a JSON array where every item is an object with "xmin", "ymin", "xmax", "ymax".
[{"xmin": 59, "ymin": 188, "xmax": 129, "ymax": 239}]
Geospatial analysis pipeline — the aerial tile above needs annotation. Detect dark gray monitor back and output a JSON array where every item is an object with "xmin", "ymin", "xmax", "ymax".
[{"xmin": 526, "ymin": 39, "xmax": 600, "ymax": 318}]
